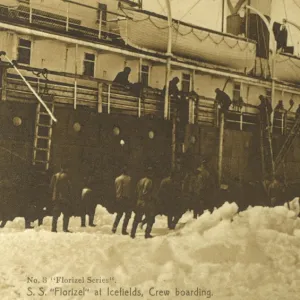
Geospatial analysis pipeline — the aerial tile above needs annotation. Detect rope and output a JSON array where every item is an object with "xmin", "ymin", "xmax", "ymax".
[
  {"xmin": 3, "ymin": 55, "xmax": 57, "ymax": 123},
  {"xmin": 283, "ymin": 0, "xmax": 294, "ymax": 46},
  {"xmin": 179, "ymin": 0, "xmax": 204, "ymax": 21},
  {"xmin": 0, "ymin": 146, "xmax": 28, "ymax": 162},
  {"xmin": 157, "ymin": 0, "xmax": 166, "ymax": 15},
  {"xmin": 292, "ymin": 0, "xmax": 300, "ymax": 10}
]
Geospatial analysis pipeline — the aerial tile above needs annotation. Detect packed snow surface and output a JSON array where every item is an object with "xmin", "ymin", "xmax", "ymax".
[{"xmin": 0, "ymin": 201, "xmax": 300, "ymax": 300}]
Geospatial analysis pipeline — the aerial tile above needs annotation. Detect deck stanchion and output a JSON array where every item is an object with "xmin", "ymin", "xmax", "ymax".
[
  {"xmin": 66, "ymin": 3, "xmax": 69, "ymax": 32},
  {"xmin": 98, "ymin": 11, "xmax": 103, "ymax": 39},
  {"xmin": 218, "ymin": 112, "xmax": 225, "ymax": 187},
  {"xmin": 108, "ymin": 84, "xmax": 111, "ymax": 114}
]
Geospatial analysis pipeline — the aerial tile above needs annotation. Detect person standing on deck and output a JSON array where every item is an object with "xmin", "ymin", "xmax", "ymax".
[
  {"xmin": 258, "ymin": 95, "xmax": 273, "ymax": 126},
  {"xmin": 112, "ymin": 166, "xmax": 132, "ymax": 235},
  {"xmin": 50, "ymin": 162, "xmax": 73, "ymax": 233}
]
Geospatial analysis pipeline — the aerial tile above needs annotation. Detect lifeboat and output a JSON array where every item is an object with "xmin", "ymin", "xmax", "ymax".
[
  {"xmin": 275, "ymin": 53, "xmax": 300, "ymax": 83},
  {"xmin": 118, "ymin": 8, "xmax": 257, "ymax": 72}
]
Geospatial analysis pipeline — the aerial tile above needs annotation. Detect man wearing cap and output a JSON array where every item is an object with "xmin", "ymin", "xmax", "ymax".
[
  {"xmin": 193, "ymin": 159, "xmax": 214, "ymax": 219},
  {"xmin": 158, "ymin": 170, "xmax": 183, "ymax": 230},
  {"xmin": 112, "ymin": 166, "xmax": 132, "ymax": 235},
  {"xmin": 131, "ymin": 167, "xmax": 155, "ymax": 239},
  {"xmin": 50, "ymin": 162, "xmax": 73, "ymax": 233}
]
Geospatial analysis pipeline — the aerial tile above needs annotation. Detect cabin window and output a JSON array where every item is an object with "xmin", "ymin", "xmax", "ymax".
[
  {"xmin": 83, "ymin": 53, "xmax": 95, "ymax": 77},
  {"xmin": 17, "ymin": 38, "xmax": 31, "ymax": 65},
  {"xmin": 233, "ymin": 83, "xmax": 241, "ymax": 102},
  {"xmin": 98, "ymin": 3, "xmax": 107, "ymax": 26},
  {"xmin": 181, "ymin": 73, "xmax": 191, "ymax": 93},
  {"xmin": 140, "ymin": 65, "xmax": 149, "ymax": 86}
]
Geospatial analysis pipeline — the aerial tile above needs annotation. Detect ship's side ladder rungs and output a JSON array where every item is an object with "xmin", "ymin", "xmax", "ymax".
[
  {"xmin": 274, "ymin": 115, "xmax": 300, "ymax": 171},
  {"xmin": 33, "ymin": 97, "xmax": 55, "ymax": 171}
]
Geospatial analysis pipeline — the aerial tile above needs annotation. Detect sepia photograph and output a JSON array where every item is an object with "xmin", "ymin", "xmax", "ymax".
[{"xmin": 0, "ymin": 0, "xmax": 300, "ymax": 299}]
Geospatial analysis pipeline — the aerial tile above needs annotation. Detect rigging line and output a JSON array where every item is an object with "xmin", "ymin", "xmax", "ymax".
[
  {"xmin": 157, "ymin": 0, "xmax": 166, "ymax": 15},
  {"xmin": 0, "ymin": 146, "xmax": 28, "ymax": 162},
  {"xmin": 283, "ymin": 0, "xmax": 294, "ymax": 46},
  {"xmin": 215, "ymin": 2, "xmax": 221, "ymax": 29},
  {"xmin": 292, "ymin": 0, "xmax": 300, "ymax": 10},
  {"xmin": 179, "ymin": 0, "xmax": 204, "ymax": 21}
]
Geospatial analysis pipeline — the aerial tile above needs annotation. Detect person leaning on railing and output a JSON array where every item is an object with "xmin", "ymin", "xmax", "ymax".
[
  {"xmin": 215, "ymin": 88, "xmax": 232, "ymax": 113},
  {"xmin": 113, "ymin": 67, "xmax": 143, "ymax": 97}
]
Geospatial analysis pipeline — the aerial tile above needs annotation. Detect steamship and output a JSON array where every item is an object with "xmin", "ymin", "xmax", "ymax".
[{"xmin": 0, "ymin": 0, "xmax": 300, "ymax": 203}]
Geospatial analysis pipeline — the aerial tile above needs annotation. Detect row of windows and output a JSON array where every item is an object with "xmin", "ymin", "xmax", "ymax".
[{"xmin": 16, "ymin": 38, "xmax": 192, "ymax": 89}]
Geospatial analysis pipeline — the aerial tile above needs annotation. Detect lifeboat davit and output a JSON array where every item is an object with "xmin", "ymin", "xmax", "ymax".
[{"xmin": 118, "ymin": 8, "xmax": 257, "ymax": 72}]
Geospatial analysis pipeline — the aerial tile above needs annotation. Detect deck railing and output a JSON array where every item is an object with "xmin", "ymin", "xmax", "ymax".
[
  {"xmin": 0, "ymin": 1, "xmax": 124, "ymax": 43},
  {"xmin": 3, "ymin": 67, "xmax": 300, "ymax": 134}
]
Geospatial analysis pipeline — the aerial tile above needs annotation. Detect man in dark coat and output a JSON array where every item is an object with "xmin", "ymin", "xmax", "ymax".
[
  {"xmin": 112, "ymin": 166, "xmax": 132, "ymax": 235},
  {"xmin": 268, "ymin": 176, "xmax": 286, "ymax": 207},
  {"xmin": 80, "ymin": 177, "xmax": 97, "ymax": 228},
  {"xmin": 113, "ymin": 67, "xmax": 131, "ymax": 86},
  {"xmin": 162, "ymin": 77, "xmax": 180, "ymax": 98},
  {"xmin": 50, "ymin": 163, "xmax": 73, "ymax": 233},
  {"xmin": 215, "ymin": 88, "xmax": 232, "ymax": 112},
  {"xmin": 193, "ymin": 160, "xmax": 214, "ymax": 219},
  {"xmin": 130, "ymin": 167, "xmax": 155, "ymax": 239},
  {"xmin": 158, "ymin": 170, "xmax": 183, "ymax": 230},
  {"xmin": 258, "ymin": 95, "xmax": 273, "ymax": 126}
]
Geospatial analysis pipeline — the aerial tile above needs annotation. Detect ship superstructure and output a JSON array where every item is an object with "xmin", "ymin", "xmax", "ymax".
[{"xmin": 0, "ymin": 0, "xmax": 300, "ymax": 196}]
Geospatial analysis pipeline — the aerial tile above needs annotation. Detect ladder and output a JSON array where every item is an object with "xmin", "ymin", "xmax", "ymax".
[
  {"xmin": 274, "ymin": 115, "xmax": 300, "ymax": 171},
  {"xmin": 32, "ymin": 95, "xmax": 54, "ymax": 171},
  {"xmin": 259, "ymin": 107, "xmax": 275, "ymax": 179}
]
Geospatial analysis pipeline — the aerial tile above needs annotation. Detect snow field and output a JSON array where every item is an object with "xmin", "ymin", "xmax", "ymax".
[{"xmin": 0, "ymin": 201, "xmax": 299, "ymax": 300}]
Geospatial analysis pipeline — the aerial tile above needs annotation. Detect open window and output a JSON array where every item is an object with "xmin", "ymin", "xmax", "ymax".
[
  {"xmin": 17, "ymin": 38, "xmax": 31, "ymax": 65},
  {"xmin": 140, "ymin": 65, "xmax": 149, "ymax": 86},
  {"xmin": 181, "ymin": 73, "xmax": 191, "ymax": 93},
  {"xmin": 83, "ymin": 53, "xmax": 95, "ymax": 77},
  {"xmin": 97, "ymin": 3, "xmax": 107, "ymax": 26}
]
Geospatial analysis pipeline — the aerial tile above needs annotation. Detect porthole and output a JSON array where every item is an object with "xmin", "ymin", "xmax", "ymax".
[
  {"xmin": 113, "ymin": 126, "xmax": 120, "ymax": 136},
  {"xmin": 189, "ymin": 135, "xmax": 196, "ymax": 144},
  {"xmin": 148, "ymin": 131, "xmax": 155, "ymax": 139},
  {"xmin": 12, "ymin": 117, "xmax": 22, "ymax": 127},
  {"xmin": 73, "ymin": 122, "xmax": 81, "ymax": 132}
]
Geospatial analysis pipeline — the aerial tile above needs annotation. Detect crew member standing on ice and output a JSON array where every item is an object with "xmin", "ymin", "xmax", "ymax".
[
  {"xmin": 268, "ymin": 175, "xmax": 286, "ymax": 207},
  {"xmin": 112, "ymin": 166, "xmax": 132, "ymax": 235},
  {"xmin": 131, "ymin": 167, "xmax": 155, "ymax": 239},
  {"xmin": 50, "ymin": 162, "xmax": 73, "ymax": 233},
  {"xmin": 158, "ymin": 170, "xmax": 183, "ymax": 230},
  {"xmin": 215, "ymin": 88, "xmax": 232, "ymax": 113},
  {"xmin": 80, "ymin": 177, "xmax": 97, "ymax": 228},
  {"xmin": 193, "ymin": 159, "xmax": 212, "ymax": 219}
]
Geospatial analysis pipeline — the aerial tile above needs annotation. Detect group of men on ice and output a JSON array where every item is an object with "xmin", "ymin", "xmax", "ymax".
[
  {"xmin": 1, "ymin": 67, "xmax": 299, "ymax": 233},
  {"xmin": 46, "ymin": 158, "xmax": 214, "ymax": 238}
]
